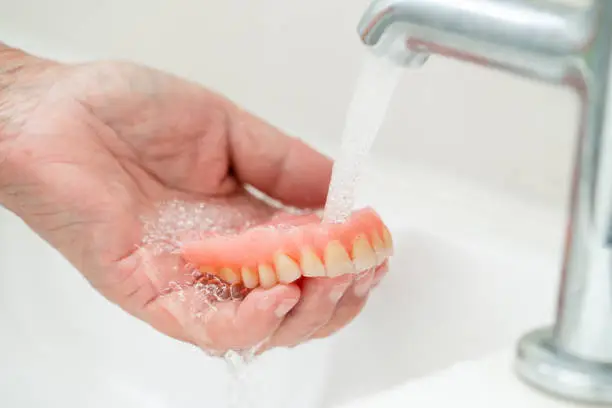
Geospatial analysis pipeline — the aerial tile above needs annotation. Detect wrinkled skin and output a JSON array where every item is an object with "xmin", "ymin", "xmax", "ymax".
[{"xmin": 0, "ymin": 46, "xmax": 388, "ymax": 354}]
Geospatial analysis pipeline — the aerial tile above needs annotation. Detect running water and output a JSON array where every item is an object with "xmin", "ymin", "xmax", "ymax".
[
  {"xmin": 224, "ymin": 349, "xmax": 257, "ymax": 408},
  {"xmin": 322, "ymin": 51, "xmax": 404, "ymax": 223}
]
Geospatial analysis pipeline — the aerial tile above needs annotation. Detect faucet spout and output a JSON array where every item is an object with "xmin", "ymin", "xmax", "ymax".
[
  {"xmin": 358, "ymin": 0, "xmax": 594, "ymax": 83},
  {"xmin": 356, "ymin": 0, "xmax": 612, "ymax": 404}
]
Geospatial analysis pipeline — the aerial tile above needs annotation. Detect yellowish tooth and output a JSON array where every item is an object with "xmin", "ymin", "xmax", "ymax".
[
  {"xmin": 219, "ymin": 267, "xmax": 240, "ymax": 284},
  {"xmin": 352, "ymin": 235, "xmax": 378, "ymax": 272},
  {"xmin": 382, "ymin": 226, "xmax": 394, "ymax": 255},
  {"xmin": 241, "ymin": 266, "xmax": 259, "ymax": 289},
  {"xmin": 258, "ymin": 263, "xmax": 278, "ymax": 288},
  {"xmin": 371, "ymin": 231, "xmax": 387, "ymax": 262},
  {"xmin": 274, "ymin": 253, "xmax": 302, "ymax": 284},
  {"xmin": 300, "ymin": 247, "xmax": 326, "ymax": 277},
  {"xmin": 198, "ymin": 265, "xmax": 217, "ymax": 276},
  {"xmin": 324, "ymin": 241, "xmax": 355, "ymax": 277}
]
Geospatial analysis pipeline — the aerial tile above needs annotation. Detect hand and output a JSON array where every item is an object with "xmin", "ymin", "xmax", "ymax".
[{"xmin": 0, "ymin": 45, "xmax": 390, "ymax": 355}]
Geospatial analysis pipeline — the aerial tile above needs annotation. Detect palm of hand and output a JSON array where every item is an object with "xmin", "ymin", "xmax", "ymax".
[{"xmin": 0, "ymin": 59, "xmax": 383, "ymax": 354}]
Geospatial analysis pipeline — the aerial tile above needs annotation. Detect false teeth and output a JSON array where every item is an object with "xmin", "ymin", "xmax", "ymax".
[
  {"xmin": 258, "ymin": 263, "xmax": 278, "ymax": 288},
  {"xmin": 300, "ymin": 247, "xmax": 326, "ymax": 277},
  {"xmin": 352, "ymin": 235, "xmax": 378, "ymax": 272},
  {"xmin": 324, "ymin": 241, "xmax": 355, "ymax": 277},
  {"xmin": 274, "ymin": 253, "xmax": 302, "ymax": 284}
]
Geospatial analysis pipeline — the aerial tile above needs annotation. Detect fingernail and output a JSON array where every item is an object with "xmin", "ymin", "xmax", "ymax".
[
  {"xmin": 354, "ymin": 281, "xmax": 371, "ymax": 297},
  {"xmin": 371, "ymin": 272, "xmax": 386, "ymax": 288},
  {"xmin": 275, "ymin": 299, "xmax": 297, "ymax": 317},
  {"xmin": 329, "ymin": 290, "xmax": 344, "ymax": 303},
  {"xmin": 327, "ymin": 276, "xmax": 353, "ymax": 302},
  {"xmin": 329, "ymin": 284, "xmax": 349, "ymax": 302}
]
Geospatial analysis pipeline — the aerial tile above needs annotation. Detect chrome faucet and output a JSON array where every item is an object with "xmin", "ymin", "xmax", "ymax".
[{"xmin": 357, "ymin": 0, "xmax": 612, "ymax": 404}]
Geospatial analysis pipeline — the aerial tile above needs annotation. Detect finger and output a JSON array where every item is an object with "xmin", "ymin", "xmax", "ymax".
[
  {"xmin": 233, "ymin": 284, "xmax": 300, "ymax": 346},
  {"xmin": 196, "ymin": 284, "xmax": 300, "ymax": 352},
  {"xmin": 264, "ymin": 274, "xmax": 354, "ymax": 349},
  {"xmin": 227, "ymin": 107, "xmax": 333, "ymax": 208},
  {"xmin": 311, "ymin": 267, "xmax": 377, "ymax": 340}
]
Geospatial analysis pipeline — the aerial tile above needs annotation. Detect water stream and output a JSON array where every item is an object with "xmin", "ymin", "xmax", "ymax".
[
  {"xmin": 224, "ymin": 349, "xmax": 258, "ymax": 408},
  {"xmin": 322, "ymin": 53, "xmax": 403, "ymax": 223},
  {"xmin": 322, "ymin": 38, "xmax": 405, "ymax": 223}
]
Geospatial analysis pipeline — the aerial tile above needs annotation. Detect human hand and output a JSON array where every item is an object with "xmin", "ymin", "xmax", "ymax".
[{"xmin": 0, "ymin": 45, "xmax": 392, "ymax": 355}]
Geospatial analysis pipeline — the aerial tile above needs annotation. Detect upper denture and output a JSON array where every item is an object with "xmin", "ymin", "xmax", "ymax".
[{"xmin": 181, "ymin": 207, "xmax": 393, "ymax": 288}]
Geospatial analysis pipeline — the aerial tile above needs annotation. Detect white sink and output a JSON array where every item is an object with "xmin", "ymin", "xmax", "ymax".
[{"xmin": 0, "ymin": 150, "xmax": 567, "ymax": 407}]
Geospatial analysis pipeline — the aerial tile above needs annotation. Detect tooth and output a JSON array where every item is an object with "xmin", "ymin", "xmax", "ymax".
[
  {"xmin": 300, "ymin": 247, "xmax": 326, "ymax": 277},
  {"xmin": 371, "ymin": 232, "xmax": 387, "ymax": 263},
  {"xmin": 219, "ymin": 267, "xmax": 240, "ymax": 284},
  {"xmin": 352, "ymin": 235, "xmax": 378, "ymax": 272},
  {"xmin": 382, "ymin": 226, "xmax": 394, "ymax": 255},
  {"xmin": 199, "ymin": 265, "xmax": 217, "ymax": 276},
  {"xmin": 274, "ymin": 253, "xmax": 302, "ymax": 283},
  {"xmin": 241, "ymin": 266, "xmax": 259, "ymax": 289},
  {"xmin": 258, "ymin": 263, "xmax": 278, "ymax": 288},
  {"xmin": 324, "ymin": 241, "xmax": 355, "ymax": 277}
]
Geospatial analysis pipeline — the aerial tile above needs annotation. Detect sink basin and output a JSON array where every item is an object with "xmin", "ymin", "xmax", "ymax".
[{"xmin": 0, "ymin": 146, "xmax": 566, "ymax": 407}]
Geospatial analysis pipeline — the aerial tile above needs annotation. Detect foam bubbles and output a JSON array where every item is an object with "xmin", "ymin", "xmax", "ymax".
[{"xmin": 140, "ymin": 190, "xmax": 278, "ymax": 256}]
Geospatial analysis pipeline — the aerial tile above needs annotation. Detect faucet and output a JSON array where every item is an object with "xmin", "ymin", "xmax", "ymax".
[{"xmin": 356, "ymin": 0, "xmax": 612, "ymax": 404}]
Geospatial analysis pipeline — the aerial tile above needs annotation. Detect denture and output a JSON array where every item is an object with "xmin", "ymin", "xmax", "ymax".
[{"xmin": 181, "ymin": 207, "xmax": 393, "ymax": 289}]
